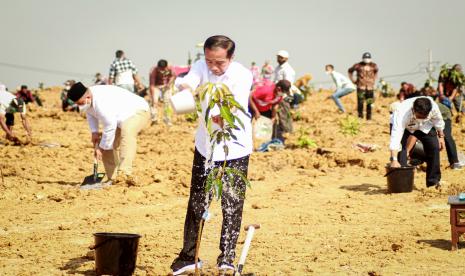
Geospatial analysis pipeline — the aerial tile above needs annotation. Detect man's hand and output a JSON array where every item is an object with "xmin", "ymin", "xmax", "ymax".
[
  {"xmin": 91, "ymin": 132, "xmax": 100, "ymax": 145},
  {"xmin": 94, "ymin": 147, "xmax": 103, "ymax": 161},
  {"xmin": 6, "ymin": 133, "xmax": 17, "ymax": 142},
  {"xmin": 390, "ymin": 160, "xmax": 401, "ymax": 168},
  {"xmin": 253, "ymin": 112, "xmax": 260, "ymax": 120},
  {"xmin": 212, "ymin": 115, "xmax": 224, "ymax": 127},
  {"xmin": 438, "ymin": 137, "xmax": 445, "ymax": 151}
]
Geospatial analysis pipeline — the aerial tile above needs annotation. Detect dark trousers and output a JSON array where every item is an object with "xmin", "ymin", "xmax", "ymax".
[
  {"xmin": 398, "ymin": 129, "xmax": 441, "ymax": 187},
  {"xmin": 357, "ymin": 89, "xmax": 374, "ymax": 120},
  {"xmin": 177, "ymin": 148, "xmax": 249, "ymax": 265},
  {"xmin": 444, "ymin": 119, "xmax": 459, "ymax": 165},
  {"xmin": 5, "ymin": 113, "xmax": 14, "ymax": 126}
]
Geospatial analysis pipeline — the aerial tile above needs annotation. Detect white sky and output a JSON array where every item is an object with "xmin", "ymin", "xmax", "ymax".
[{"xmin": 1, "ymin": 0, "xmax": 464, "ymax": 89}]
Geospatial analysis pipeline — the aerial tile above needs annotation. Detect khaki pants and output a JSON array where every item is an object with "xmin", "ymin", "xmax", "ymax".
[{"xmin": 102, "ymin": 110, "xmax": 150, "ymax": 179}]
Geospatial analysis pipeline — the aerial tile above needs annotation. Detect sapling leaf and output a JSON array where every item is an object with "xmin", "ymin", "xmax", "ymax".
[
  {"xmin": 233, "ymin": 141, "xmax": 244, "ymax": 147},
  {"xmin": 220, "ymin": 106, "xmax": 235, "ymax": 127},
  {"xmin": 216, "ymin": 179, "xmax": 223, "ymax": 201},
  {"xmin": 235, "ymin": 116, "xmax": 245, "ymax": 129}
]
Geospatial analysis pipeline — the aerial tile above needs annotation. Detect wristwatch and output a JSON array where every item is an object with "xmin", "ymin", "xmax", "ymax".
[{"xmin": 389, "ymin": 156, "xmax": 397, "ymax": 161}]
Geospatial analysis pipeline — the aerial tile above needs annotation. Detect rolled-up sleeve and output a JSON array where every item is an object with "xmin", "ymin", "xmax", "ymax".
[
  {"xmin": 389, "ymin": 110, "xmax": 405, "ymax": 151},
  {"xmin": 175, "ymin": 61, "xmax": 201, "ymax": 91},
  {"xmin": 430, "ymin": 102, "xmax": 445, "ymax": 131}
]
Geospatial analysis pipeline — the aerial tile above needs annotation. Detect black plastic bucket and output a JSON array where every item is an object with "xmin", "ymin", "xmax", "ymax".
[
  {"xmin": 385, "ymin": 166, "xmax": 415, "ymax": 193},
  {"xmin": 93, "ymin": 232, "xmax": 141, "ymax": 276}
]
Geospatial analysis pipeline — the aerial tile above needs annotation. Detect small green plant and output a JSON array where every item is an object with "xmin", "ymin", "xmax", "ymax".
[
  {"xmin": 296, "ymin": 128, "xmax": 317, "ymax": 148},
  {"xmin": 184, "ymin": 112, "xmax": 198, "ymax": 122},
  {"xmin": 339, "ymin": 115, "xmax": 361, "ymax": 136},
  {"xmin": 197, "ymin": 82, "xmax": 252, "ymax": 200},
  {"xmin": 292, "ymin": 110, "xmax": 302, "ymax": 121}
]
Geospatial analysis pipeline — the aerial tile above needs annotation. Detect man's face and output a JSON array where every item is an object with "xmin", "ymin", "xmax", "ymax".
[
  {"xmin": 454, "ymin": 65, "xmax": 463, "ymax": 73},
  {"xmin": 277, "ymin": 56, "xmax": 287, "ymax": 65},
  {"xmin": 413, "ymin": 110, "xmax": 428, "ymax": 120},
  {"xmin": 325, "ymin": 66, "xmax": 333, "ymax": 74},
  {"xmin": 401, "ymin": 83, "xmax": 409, "ymax": 91},
  {"xmin": 75, "ymin": 91, "xmax": 92, "ymax": 106},
  {"xmin": 205, "ymin": 47, "xmax": 232, "ymax": 76}
]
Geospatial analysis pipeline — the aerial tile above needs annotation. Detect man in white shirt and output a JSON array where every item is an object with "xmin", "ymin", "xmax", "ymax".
[
  {"xmin": 67, "ymin": 82, "xmax": 150, "ymax": 186},
  {"xmin": 325, "ymin": 64, "xmax": 356, "ymax": 113},
  {"xmin": 274, "ymin": 50, "xmax": 295, "ymax": 83},
  {"xmin": 389, "ymin": 97, "xmax": 445, "ymax": 188},
  {"xmin": 170, "ymin": 35, "xmax": 253, "ymax": 275},
  {"xmin": 0, "ymin": 84, "xmax": 32, "ymax": 143}
]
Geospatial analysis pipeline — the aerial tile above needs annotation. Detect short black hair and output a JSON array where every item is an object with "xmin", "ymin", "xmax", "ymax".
[
  {"xmin": 204, "ymin": 35, "xmax": 235, "ymax": 58},
  {"xmin": 325, "ymin": 64, "xmax": 334, "ymax": 70},
  {"xmin": 21, "ymin": 85, "xmax": 27, "ymax": 89},
  {"xmin": 115, "ymin": 50, "xmax": 124, "ymax": 58},
  {"xmin": 401, "ymin": 82, "xmax": 407, "ymax": 86},
  {"xmin": 157, "ymin": 59, "xmax": 168, "ymax": 68},
  {"xmin": 275, "ymin": 80, "xmax": 291, "ymax": 93},
  {"xmin": 413, "ymin": 98, "xmax": 432, "ymax": 116}
]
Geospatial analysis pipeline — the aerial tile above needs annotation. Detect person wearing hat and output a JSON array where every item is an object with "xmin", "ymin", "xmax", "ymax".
[
  {"xmin": 348, "ymin": 52, "xmax": 379, "ymax": 120},
  {"xmin": 0, "ymin": 84, "xmax": 32, "ymax": 143},
  {"xmin": 67, "ymin": 82, "xmax": 150, "ymax": 186},
  {"xmin": 274, "ymin": 50, "xmax": 295, "ymax": 83}
]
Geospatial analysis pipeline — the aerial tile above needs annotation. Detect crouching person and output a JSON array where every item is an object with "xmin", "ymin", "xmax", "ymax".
[
  {"xmin": 0, "ymin": 85, "xmax": 32, "ymax": 143},
  {"xmin": 389, "ymin": 97, "xmax": 445, "ymax": 189},
  {"xmin": 68, "ymin": 82, "xmax": 150, "ymax": 186}
]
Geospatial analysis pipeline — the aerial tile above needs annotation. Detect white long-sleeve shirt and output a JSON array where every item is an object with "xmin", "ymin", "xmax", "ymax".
[
  {"xmin": 389, "ymin": 96, "xmax": 444, "ymax": 151},
  {"xmin": 329, "ymin": 71, "xmax": 356, "ymax": 90},
  {"xmin": 175, "ymin": 60, "xmax": 253, "ymax": 161},
  {"xmin": 85, "ymin": 85, "xmax": 149, "ymax": 150},
  {"xmin": 274, "ymin": 62, "xmax": 296, "ymax": 83}
]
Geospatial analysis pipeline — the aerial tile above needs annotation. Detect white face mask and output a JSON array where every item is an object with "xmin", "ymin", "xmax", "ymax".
[
  {"xmin": 79, "ymin": 98, "xmax": 91, "ymax": 112},
  {"xmin": 363, "ymin": 58, "xmax": 372, "ymax": 64}
]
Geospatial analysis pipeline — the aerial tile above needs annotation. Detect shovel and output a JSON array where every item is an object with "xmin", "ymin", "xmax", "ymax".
[
  {"xmin": 234, "ymin": 224, "xmax": 260, "ymax": 276},
  {"xmin": 80, "ymin": 147, "xmax": 105, "ymax": 189}
]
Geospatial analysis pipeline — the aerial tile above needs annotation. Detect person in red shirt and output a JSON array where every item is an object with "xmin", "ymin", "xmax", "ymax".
[
  {"xmin": 16, "ymin": 85, "xmax": 35, "ymax": 105},
  {"xmin": 249, "ymin": 79, "xmax": 280, "ymax": 121},
  {"xmin": 249, "ymin": 80, "xmax": 293, "ymax": 142},
  {"xmin": 149, "ymin": 59, "xmax": 176, "ymax": 125}
]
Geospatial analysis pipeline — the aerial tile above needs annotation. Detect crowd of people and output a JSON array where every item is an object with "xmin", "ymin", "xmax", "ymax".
[{"xmin": 1, "ymin": 34, "xmax": 464, "ymax": 275}]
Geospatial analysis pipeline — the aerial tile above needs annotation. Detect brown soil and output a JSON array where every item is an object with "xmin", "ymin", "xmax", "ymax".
[{"xmin": 1, "ymin": 88, "xmax": 464, "ymax": 275}]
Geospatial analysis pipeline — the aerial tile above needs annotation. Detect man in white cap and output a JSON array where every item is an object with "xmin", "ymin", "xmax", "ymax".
[
  {"xmin": 67, "ymin": 82, "xmax": 150, "ymax": 186},
  {"xmin": 274, "ymin": 50, "xmax": 295, "ymax": 83},
  {"xmin": 0, "ymin": 84, "xmax": 32, "ymax": 143}
]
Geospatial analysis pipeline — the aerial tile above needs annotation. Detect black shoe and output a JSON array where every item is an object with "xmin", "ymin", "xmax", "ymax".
[{"xmin": 171, "ymin": 258, "xmax": 202, "ymax": 275}]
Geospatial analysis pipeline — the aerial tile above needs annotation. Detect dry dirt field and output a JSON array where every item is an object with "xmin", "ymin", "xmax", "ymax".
[{"xmin": 1, "ymin": 87, "xmax": 465, "ymax": 275}]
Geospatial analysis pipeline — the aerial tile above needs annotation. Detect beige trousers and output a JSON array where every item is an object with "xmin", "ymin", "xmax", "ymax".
[{"xmin": 102, "ymin": 110, "xmax": 150, "ymax": 179}]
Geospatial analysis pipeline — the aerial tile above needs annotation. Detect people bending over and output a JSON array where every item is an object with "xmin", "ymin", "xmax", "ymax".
[
  {"xmin": 326, "ymin": 64, "xmax": 356, "ymax": 113},
  {"xmin": 0, "ymin": 85, "xmax": 32, "ymax": 143},
  {"xmin": 149, "ymin": 59, "xmax": 176, "ymax": 125}
]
